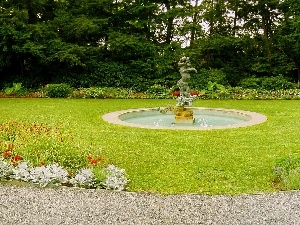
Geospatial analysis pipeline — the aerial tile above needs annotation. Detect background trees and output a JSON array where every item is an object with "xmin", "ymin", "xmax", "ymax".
[{"xmin": 0, "ymin": 0, "xmax": 299, "ymax": 90}]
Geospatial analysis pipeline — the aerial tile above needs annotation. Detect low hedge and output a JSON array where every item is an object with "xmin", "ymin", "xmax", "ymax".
[{"xmin": 1, "ymin": 84, "xmax": 300, "ymax": 100}]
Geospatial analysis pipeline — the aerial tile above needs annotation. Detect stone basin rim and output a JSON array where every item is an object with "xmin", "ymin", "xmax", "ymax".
[{"xmin": 102, "ymin": 107, "xmax": 267, "ymax": 130}]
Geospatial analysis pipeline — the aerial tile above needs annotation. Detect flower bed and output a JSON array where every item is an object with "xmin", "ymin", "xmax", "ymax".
[{"xmin": 0, "ymin": 121, "xmax": 129, "ymax": 190}]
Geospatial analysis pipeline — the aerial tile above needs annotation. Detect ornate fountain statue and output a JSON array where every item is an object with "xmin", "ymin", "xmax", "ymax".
[
  {"xmin": 177, "ymin": 56, "xmax": 197, "ymax": 106},
  {"xmin": 161, "ymin": 56, "xmax": 198, "ymax": 124}
]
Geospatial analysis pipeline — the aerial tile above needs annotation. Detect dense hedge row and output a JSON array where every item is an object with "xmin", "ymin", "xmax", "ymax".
[{"xmin": 1, "ymin": 83, "xmax": 300, "ymax": 100}]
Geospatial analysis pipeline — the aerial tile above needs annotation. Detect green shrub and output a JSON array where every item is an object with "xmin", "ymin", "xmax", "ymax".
[
  {"xmin": 239, "ymin": 77, "xmax": 261, "ymax": 89},
  {"xmin": 191, "ymin": 68, "xmax": 228, "ymax": 90},
  {"xmin": 273, "ymin": 155, "xmax": 300, "ymax": 190},
  {"xmin": 82, "ymin": 87, "xmax": 106, "ymax": 99},
  {"xmin": 3, "ymin": 83, "xmax": 25, "ymax": 96},
  {"xmin": 240, "ymin": 75, "xmax": 296, "ymax": 90},
  {"xmin": 146, "ymin": 84, "xmax": 172, "ymax": 99},
  {"xmin": 75, "ymin": 87, "xmax": 131, "ymax": 99},
  {"xmin": 261, "ymin": 75, "xmax": 296, "ymax": 90},
  {"xmin": 198, "ymin": 81, "xmax": 228, "ymax": 99},
  {"xmin": 44, "ymin": 84, "xmax": 72, "ymax": 98}
]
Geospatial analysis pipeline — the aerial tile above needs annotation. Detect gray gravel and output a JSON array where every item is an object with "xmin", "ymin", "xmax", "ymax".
[{"xmin": 1, "ymin": 184, "xmax": 300, "ymax": 225}]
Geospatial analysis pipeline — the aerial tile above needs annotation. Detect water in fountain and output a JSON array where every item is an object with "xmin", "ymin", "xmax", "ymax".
[{"xmin": 120, "ymin": 108, "xmax": 252, "ymax": 128}]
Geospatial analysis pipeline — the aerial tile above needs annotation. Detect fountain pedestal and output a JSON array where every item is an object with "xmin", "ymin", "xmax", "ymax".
[{"xmin": 174, "ymin": 106, "xmax": 195, "ymax": 124}]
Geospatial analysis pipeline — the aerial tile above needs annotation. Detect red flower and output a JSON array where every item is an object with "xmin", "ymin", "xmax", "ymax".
[
  {"xmin": 172, "ymin": 91, "xmax": 181, "ymax": 97},
  {"xmin": 86, "ymin": 155, "xmax": 104, "ymax": 166},
  {"xmin": 40, "ymin": 161, "xmax": 45, "ymax": 166},
  {"xmin": 12, "ymin": 155, "xmax": 22, "ymax": 161},
  {"xmin": 89, "ymin": 159, "xmax": 98, "ymax": 165},
  {"xmin": 11, "ymin": 155, "xmax": 22, "ymax": 165},
  {"xmin": 2, "ymin": 151, "xmax": 10, "ymax": 158},
  {"xmin": 190, "ymin": 91, "xmax": 199, "ymax": 96}
]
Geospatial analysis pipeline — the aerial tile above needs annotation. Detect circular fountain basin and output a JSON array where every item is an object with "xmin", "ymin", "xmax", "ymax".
[{"xmin": 102, "ymin": 107, "xmax": 267, "ymax": 130}]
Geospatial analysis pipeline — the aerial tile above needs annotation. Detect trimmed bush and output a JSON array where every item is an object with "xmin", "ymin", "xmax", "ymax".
[
  {"xmin": 239, "ymin": 75, "xmax": 296, "ymax": 90},
  {"xmin": 44, "ymin": 84, "xmax": 72, "ymax": 98},
  {"xmin": 261, "ymin": 75, "xmax": 296, "ymax": 90},
  {"xmin": 239, "ymin": 77, "xmax": 261, "ymax": 89}
]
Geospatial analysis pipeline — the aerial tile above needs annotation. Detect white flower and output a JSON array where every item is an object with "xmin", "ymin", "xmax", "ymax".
[
  {"xmin": 1, "ymin": 157, "xmax": 128, "ymax": 191},
  {"xmin": 30, "ymin": 164, "xmax": 69, "ymax": 187},
  {"xmin": 101, "ymin": 165, "xmax": 129, "ymax": 191},
  {"xmin": 11, "ymin": 162, "xmax": 68, "ymax": 187},
  {"xmin": 70, "ymin": 168, "xmax": 95, "ymax": 188},
  {"xmin": 0, "ymin": 157, "xmax": 13, "ymax": 179},
  {"xmin": 11, "ymin": 161, "xmax": 34, "ymax": 182}
]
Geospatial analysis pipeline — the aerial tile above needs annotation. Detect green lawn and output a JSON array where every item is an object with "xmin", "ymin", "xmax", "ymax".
[{"xmin": 1, "ymin": 98, "xmax": 299, "ymax": 195}]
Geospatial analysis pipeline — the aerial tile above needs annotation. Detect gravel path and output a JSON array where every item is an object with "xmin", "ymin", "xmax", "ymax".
[{"xmin": 1, "ymin": 184, "xmax": 300, "ymax": 225}]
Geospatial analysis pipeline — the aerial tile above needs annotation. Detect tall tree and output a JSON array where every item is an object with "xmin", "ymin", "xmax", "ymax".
[
  {"xmin": 276, "ymin": 0, "xmax": 300, "ymax": 83},
  {"xmin": 0, "ymin": 0, "xmax": 55, "ymax": 85}
]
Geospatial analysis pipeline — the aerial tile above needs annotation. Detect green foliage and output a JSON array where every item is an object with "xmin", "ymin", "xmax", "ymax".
[
  {"xmin": 261, "ymin": 75, "xmax": 296, "ymax": 90},
  {"xmin": 239, "ymin": 75, "xmax": 296, "ymax": 90},
  {"xmin": 198, "ymin": 81, "xmax": 227, "ymax": 99},
  {"xmin": 239, "ymin": 77, "xmax": 261, "ymax": 89},
  {"xmin": 56, "ymin": 59, "xmax": 161, "ymax": 92},
  {"xmin": 72, "ymin": 86, "xmax": 173, "ymax": 99},
  {"xmin": 44, "ymin": 84, "xmax": 72, "ymax": 98},
  {"xmin": 74, "ymin": 87, "xmax": 131, "ymax": 99},
  {"xmin": 1, "ymin": 82, "xmax": 300, "ymax": 100},
  {"xmin": 0, "ymin": 0, "xmax": 299, "ymax": 91},
  {"xmin": 229, "ymin": 88, "xmax": 300, "ymax": 100},
  {"xmin": 91, "ymin": 62, "xmax": 148, "ymax": 91},
  {"xmin": 107, "ymin": 32, "xmax": 156, "ymax": 62},
  {"xmin": 146, "ymin": 84, "xmax": 172, "ymax": 99},
  {"xmin": 4, "ymin": 83, "xmax": 23, "ymax": 96},
  {"xmin": 189, "ymin": 36, "xmax": 255, "ymax": 86},
  {"xmin": 190, "ymin": 68, "xmax": 228, "ymax": 90},
  {"xmin": 196, "ymin": 87, "xmax": 300, "ymax": 100},
  {"xmin": 273, "ymin": 155, "xmax": 300, "ymax": 190}
]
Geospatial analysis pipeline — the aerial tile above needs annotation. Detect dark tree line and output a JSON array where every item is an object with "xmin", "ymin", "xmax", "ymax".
[{"xmin": 0, "ymin": 0, "xmax": 299, "ymax": 91}]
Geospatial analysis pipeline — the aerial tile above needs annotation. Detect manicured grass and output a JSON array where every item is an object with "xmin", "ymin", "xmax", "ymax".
[{"xmin": 1, "ymin": 98, "xmax": 299, "ymax": 195}]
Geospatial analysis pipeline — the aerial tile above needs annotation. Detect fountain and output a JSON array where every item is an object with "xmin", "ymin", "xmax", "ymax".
[
  {"xmin": 102, "ymin": 57, "xmax": 267, "ymax": 130},
  {"xmin": 160, "ymin": 56, "xmax": 198, "ymax": 124}
]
